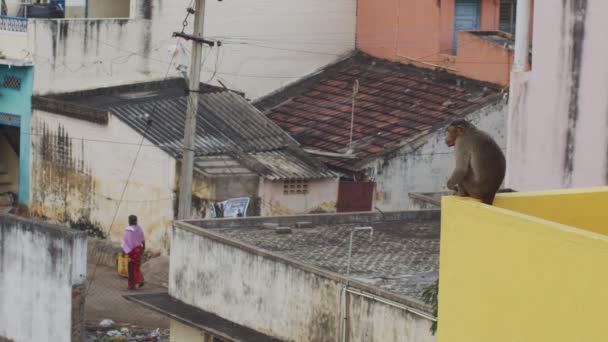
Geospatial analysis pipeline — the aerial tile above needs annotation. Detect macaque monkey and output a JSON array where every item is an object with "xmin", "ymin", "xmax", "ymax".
[{"xmin": 445, "ymin": 120, "xmax": 506, "ymax": 205}]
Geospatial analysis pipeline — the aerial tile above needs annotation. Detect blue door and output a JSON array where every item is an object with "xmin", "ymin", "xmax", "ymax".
[{"xmin": 453, "ymin": 0, "xmax": 480, "ymax": 54}]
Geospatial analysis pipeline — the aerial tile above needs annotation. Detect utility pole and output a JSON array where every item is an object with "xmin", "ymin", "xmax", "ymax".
[{"xmin": 176, "ymin": 0, "xmax": 208, "ymax": 220}]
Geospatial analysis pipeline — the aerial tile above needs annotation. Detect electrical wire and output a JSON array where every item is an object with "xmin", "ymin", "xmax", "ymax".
[{"xmin": 85, "ymin": 1, "xmax": 196, "ymax": 296}]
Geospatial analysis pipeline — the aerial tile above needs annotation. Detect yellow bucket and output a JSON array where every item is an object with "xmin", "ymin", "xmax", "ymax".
[{"xmin": 116, "ymin": 253, "xmax": 129, "ymax": 278}]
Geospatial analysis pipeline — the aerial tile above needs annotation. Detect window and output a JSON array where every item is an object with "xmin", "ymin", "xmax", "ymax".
[
  {"xmin": 283, "ymin": 179, "xmax": 309, "ymax": 195},
  {"xmin": 499, "ymin": 0, "xmax": 517, "ymax": 34},
  {"xmin": 3, "ymin": 76, "xmax": 22, "ymax": 90}
]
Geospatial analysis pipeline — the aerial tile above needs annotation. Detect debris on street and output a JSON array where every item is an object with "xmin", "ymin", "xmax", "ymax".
[{"xmin": 86, "ymin": 325, "xmax": 169, "ymax": 342}]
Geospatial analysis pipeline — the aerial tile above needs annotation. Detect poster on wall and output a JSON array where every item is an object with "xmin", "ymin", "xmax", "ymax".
[
  {"xmin": 210, "ymin": 197, "xmax": 250, "ymax": 218},
  {"xmin": 223, "ymin": 197, "xmax": 249, "ymax": 218}
]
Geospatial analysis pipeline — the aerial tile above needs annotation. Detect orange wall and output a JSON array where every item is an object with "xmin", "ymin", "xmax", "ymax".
[
  {"xmin": 357, "ymin": 0, "xmax": 501, "ymax": 61},
  {"xmin": 357, "ymin": 0, "xmax": 521, "ymax": 85},
  {"xmin": 454, "ymin": 31, "xmax": 513, "ymax": 85}
]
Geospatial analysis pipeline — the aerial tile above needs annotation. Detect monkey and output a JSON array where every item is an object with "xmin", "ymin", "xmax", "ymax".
[{"xmin": 445, "ymin": 119, "xmax": 506, "ymax": 205}]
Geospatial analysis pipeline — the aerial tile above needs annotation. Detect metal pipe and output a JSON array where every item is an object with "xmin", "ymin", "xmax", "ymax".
[
  {"xmin": 341, "ymin": 226, "xmax": 374, "ymax": 342},
  {"xmin": 512, "ymin": 0, "xmax": 531, "ymax": 72}
]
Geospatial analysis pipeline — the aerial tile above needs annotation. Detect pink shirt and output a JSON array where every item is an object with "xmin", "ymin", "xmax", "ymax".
[{"xmin": 121, "ymin": 224, "xmax": 145, "ymax": 254}]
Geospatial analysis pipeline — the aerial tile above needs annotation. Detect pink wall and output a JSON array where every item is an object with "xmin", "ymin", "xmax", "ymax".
[{"xmin": 507, "ymin": 0, "xmax": 608, "ymax": 190}]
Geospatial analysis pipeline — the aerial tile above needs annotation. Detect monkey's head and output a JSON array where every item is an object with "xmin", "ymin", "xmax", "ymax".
[{"xmin": 445, "ymin": 119, "xmax": 474, "ymax": 147}]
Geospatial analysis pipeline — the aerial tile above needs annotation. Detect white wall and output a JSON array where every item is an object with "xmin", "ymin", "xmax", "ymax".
[
  {"xmin": 30, "ymin": 109, "xmax": 177, "ymax": 252},
  {"xmin": 507, "ymin": 0, "xmax": 608, "ymax": 191},
  {"xmin": 0, "ymin": 215, "xmax": 87, "ymax": 342},
  {"xmin": 3, "ymin": 0, "xmax": 355, "ymax": 99},
  {"xmin": 201, "ymin": 0, "xmax": 356, "ymax": 99},
  {"xmin": 363, "ymin": 100, "xmax": 507, "ymax": 211},
  {"xmin": 259, "ymin": 177, "xmax": 339, "ymax": 216},
  {"xmin": 170, "ymin": 226, "xmax": 435, "ymax": 342}
]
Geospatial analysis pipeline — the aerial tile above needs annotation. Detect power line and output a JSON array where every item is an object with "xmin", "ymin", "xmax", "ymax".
[{"xmin": 85, "ymin": 2, "xmax": 195, "ymax": 296}]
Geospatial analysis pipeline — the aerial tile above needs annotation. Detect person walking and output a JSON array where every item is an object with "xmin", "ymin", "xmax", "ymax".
[{"xmin": 121, "ymin": 215, "xmax": 145, "ymax": 290}]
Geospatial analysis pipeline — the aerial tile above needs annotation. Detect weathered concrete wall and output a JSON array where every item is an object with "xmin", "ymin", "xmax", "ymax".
[
  {"xmin": 507, "ymin": 0, "xmax": 608, "ymax": 191},
  {"xmin": 88, "ymin": 0, "xmax": 131, "ymax": 18},
  {"xmin": 30, "ymin": 109, "xmax": 177, "ymax": 252},
  {"xmin": 0, "ymin": 215, "xmax": 87, "ymax": 342},
  {"xmin": 212, "ymin": 175, "xmax": 259, "ymax": 202},
  {"xmin": 363, "ymin": 99, "xmax": 507, "ymax": 211},
  {"xmin": 259, "ymin": 178, "xmax": 339, "ymax": 216},
  {"xmin": 169, "ymin": 224, "xmax": 435, "ymax": 342},
  {"xmin": 26, "ymin": 18, "xmax": 161, "ymax": 94},
  {"xmin": 4, "ymin": 0, "xmax": 354, "ymax": 99}
]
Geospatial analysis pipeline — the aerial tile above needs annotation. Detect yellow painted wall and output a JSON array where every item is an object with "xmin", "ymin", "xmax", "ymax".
[
  {"xmin": 437, "ymin": 188, "xmax": 608, "ymax": 342},
  {"xmin": 494, "ymin": 187, "xmax": 608, "ymax": 235}
]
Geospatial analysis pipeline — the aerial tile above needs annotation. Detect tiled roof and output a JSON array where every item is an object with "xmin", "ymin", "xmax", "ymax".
[
  {"xmin": 256, "ymin": 53, "xmax": 501, "ymax": 172},
  {"xmin": 35, "ymin": 79, "xmax": 334, "ymax": 180}
]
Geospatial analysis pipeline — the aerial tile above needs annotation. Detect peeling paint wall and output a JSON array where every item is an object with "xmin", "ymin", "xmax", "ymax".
[
  {"xmin": 31, "ymin": 109, "xmax": 177, "ymax": 252},
  {"xmin": 0, "ymin": 215, "xmax": 87, "ymax": 342},
  {"xmin": 3, "ymin": 0, "xmax": 355, "ymax": 99},
  {"xmin": 259, "ymin": 178, "xmax": 339, "ymax": 216},
  {"xmin": 507, "ymin": 0, "xmax": 608, "ymax": 190},
  {"xmin": 169, "ymin": 226, "xmax": 435, "ymax": 342},
  {"xmin": 364, "ymin": 100, "xmax": 507, "ymax": 211}
]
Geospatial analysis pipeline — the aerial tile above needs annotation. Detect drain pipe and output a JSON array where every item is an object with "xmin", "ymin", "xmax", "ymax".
[
  {"xmin": 512, "ymin": 0, "xmax": 531, "ymax": 72},
  {"xmin": 340, "ymin": 226, "xmax": 373, "ymax": 342}
]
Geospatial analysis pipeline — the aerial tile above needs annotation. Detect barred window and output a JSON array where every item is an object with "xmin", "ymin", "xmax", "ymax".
[
  {"xmin": 499, "ymin": 0, "xmax": 517, "ymax": 34},
  {"xmin": 3, "ymin": 76, "xmax": 22, "ymax": 90},
  {"xmin": 283, "ymin": 179, "xmax": 309, "ymax": 195}
]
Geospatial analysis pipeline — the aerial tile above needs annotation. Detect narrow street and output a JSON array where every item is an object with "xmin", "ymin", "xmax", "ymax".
[{"xmin": 85, "ymin": 263, "xmax": 169, "ymax": 329}]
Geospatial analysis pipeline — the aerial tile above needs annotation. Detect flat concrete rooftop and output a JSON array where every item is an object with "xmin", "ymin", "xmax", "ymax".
[{"xmin": 187, "ymin": 210, "xmax": 440, "ymax": 300}]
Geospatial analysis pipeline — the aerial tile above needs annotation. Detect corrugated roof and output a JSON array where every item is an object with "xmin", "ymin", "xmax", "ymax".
[
  {"xmin": 111, "ymin": 91, "xmax": 294, "ymax": 158},
  {"xmin": 251, "ymin": 149, "xmax": 335, "ymax": 180},
  {"xmin": 36, "ymin": 79, "xmax": 334, "ymax": 180},
  {"xmin": 256, "ymin": 52, "xmax": 502, "ymax": 172}
]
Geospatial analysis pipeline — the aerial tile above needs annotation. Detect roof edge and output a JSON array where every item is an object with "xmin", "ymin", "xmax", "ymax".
[
  {"xmin": 175, "ymin": 219, "xmax": 436, "ymax": 315},
  {"xmin": 353, "ymin": 93, "xmax": 506, "ymax": 169},
  {"xmin": 32, "ymin": 96, "xmax": 109, "ymax": 125}
]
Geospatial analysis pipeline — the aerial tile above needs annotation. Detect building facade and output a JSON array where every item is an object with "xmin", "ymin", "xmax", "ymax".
[
  {"xmin": 0, "ymin": 59, "xmax": 33, "ymax": 204},
  {"xmin": 0, "ymin": 0, "xmax": 355, "ymax": 99},
  {"xmin": 30, "ymin": 79, "xmax": 338, "ymax": 251},
  {"xmin": 356, "ymin": 0, "xmax": 533, "ymax": 85},
  {"xmin": 507, "ymin": 0, "xmax": 608, "ymax": 191}
]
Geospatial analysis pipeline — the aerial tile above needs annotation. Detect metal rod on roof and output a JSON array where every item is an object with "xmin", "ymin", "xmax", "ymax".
[
  {"xmin": 347, "ymin": 79, "xmax": 359, "ymax": 155},
  {"xmin": 341, "ymin": 225, "xmax": 373, "ymax": 342}
]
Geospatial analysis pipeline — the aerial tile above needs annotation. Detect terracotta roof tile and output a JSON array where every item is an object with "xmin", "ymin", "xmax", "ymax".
[{"xmin": 256, "ymin": 53, "xmax": 501, "ymax": 172}]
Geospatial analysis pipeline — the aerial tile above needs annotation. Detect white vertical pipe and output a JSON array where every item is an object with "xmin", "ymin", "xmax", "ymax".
[{"xmin": 512, "ymin": 0, "xmax": 531, "ymax": 72}]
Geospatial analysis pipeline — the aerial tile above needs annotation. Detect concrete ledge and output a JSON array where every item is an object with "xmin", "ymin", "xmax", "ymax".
[
  {"xmin": 183, "ymin": 209, "xmax": 440, "ymax": 230},
  {"xmin": 125, "ymin": 292, "xmax": 283, "ymax": 342}
]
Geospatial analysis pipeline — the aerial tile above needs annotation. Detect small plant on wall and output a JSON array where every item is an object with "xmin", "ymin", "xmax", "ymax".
[{"xmin": 422, "ymin": 279, "xmax": 439, "ymax": 335}]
